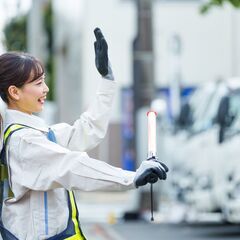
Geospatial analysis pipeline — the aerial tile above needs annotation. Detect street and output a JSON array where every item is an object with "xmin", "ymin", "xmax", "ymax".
[{"xmin": 82, "ymin": 222, "xmax": 240, "ymax": 240}]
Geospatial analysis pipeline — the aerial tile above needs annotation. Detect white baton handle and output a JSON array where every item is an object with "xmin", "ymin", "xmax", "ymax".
[{"xmin": 147, "ymin": 111, "xmax": 157, "ymax": 159}]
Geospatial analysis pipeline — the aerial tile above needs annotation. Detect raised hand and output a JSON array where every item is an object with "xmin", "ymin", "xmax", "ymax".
[{"xmin": 94, "ymin": 28, "xmax": 114, "ymax": 80}]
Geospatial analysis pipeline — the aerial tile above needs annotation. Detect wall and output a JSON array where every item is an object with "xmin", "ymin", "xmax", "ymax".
[
  {"xmin": 154, "ymin": 1, "xmax": 233, "ymax": 87},
  {"xmin": 80, "ymin": 0, "xmax": 136, "ymax": 122}
]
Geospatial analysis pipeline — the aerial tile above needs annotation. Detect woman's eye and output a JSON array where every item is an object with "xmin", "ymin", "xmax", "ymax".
[{"xmin": 36, "ymin": 82, "xmax": 42, "ymax": 85}]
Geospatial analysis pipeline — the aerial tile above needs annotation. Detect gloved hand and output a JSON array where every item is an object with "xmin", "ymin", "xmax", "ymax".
[
  {"xmin": 134, "ymin": 158, "xmax": 169, "ymax": 188},
  {"xmin": 94, "ymin": 28, "xmax": 114, "ymax": 80}
]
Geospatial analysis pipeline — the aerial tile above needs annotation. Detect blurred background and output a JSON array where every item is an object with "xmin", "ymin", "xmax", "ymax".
[{"xmin": 1, "ymin": 0, "xmax": 240, "ymax": 239}]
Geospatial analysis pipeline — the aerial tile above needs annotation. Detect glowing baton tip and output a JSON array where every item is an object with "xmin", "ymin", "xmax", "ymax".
[
  {"xmin": 147, "ymin": 111, "xmax": 157, "ymax": 158},
  {"xmin": 147, "ymin": 111, "xmax": 157, "ymax": 117}
]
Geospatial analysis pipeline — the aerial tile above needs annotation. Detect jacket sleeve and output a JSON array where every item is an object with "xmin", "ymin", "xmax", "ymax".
[
  {"xmin": 51, "ymin": 79, "xmax": 116, "ymax": 152},
  {"xmin": 9, "ymin": 130, "xmax": 135, "ymax": 194}
]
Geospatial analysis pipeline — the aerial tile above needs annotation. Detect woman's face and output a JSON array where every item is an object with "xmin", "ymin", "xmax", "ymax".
[{"xmin": 11, "ymin": 74, "xmax": 49, "ymax": 115}]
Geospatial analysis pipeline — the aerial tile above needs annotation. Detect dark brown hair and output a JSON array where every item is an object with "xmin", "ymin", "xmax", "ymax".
[{"xmin": 0, "ymin": 52, "xmax": 45, "ymax": 103}]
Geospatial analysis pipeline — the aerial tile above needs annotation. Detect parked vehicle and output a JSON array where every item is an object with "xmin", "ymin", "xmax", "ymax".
[
  {"xmin": 215, "ymin": 89, "xmax": 240, "ymax": 223},
  {"xmin": 161, "ymin": 78, "xmax": 240, "ymax": 222},
  {"xmin": 163, "ymin": 80, "xmax": 228, "ymax": 203},
  {"xmin": 182, "ymin": 81, "xmax": 240, "ymax": 220}
]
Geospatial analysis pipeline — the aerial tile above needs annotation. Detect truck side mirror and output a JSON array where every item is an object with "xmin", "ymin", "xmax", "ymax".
[
  {"xmin": 216, "ymin": 96, "xmax": 229, "ymax": 127},
  {"xmin": 216, "ymin": 96, "xmax": 234, "ymax": 143},
  {"xmin": 177, "ymin": 102, "xmax": 193, "ymax": 128}
]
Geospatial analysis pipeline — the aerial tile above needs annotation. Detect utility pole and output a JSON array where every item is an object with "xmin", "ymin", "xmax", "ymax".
[
  {"xmin": 133, "ymin": 0, "xmax": 156, "ymax": 211},
  {"xmin": 133, "ymin": 0, "xmax": 155, "ymax": 114},
  {"xmin": 52, "ymin": 0, "xmax": 83, "ymax": 123},
  {"xmin": 27, "ymin": 0, "xmax": 48, "ymax": 63}
]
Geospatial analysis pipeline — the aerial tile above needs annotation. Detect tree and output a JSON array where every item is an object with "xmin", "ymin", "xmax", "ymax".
[
  {"xmin": 3, "ymin": 15, "xmax": 27, "ymax": 51},
  {"xmin": 3, "ymin": 2, "xmax": 55, "ymax": 101},
  {"xmin": 201, "ymin": 0, "xmax": 240, "ymax": 14},
  {"xmin": 43, "ymin": 1, "xmax": 54, "ymax": 101}
]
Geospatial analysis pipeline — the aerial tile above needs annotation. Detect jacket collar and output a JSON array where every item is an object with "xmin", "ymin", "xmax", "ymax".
[{"xmin": 4, "ymin": 109, "xmax": 49, "ymax": 133}]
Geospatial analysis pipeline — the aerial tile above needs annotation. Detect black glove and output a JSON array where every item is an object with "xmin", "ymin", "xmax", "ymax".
[
  {"xmin": 134, "ymin": 158, "xmax": 169, "ymax": 188},
  {"xmin": 94, "ymin": 28, "xmax": 114, "ymax": 80}
]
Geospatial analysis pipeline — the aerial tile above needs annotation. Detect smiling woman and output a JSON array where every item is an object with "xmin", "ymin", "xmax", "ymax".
[
  {"xmin": 0, "ymin": 52, "xmax": 49, "ymax": 114},
  {"xmin": 0, "ymin": 29, "xmax": 168, "ymax": 240},
  {"xmin": 8, "ymin": 74, "xmax": 49, "ymax": 114}
]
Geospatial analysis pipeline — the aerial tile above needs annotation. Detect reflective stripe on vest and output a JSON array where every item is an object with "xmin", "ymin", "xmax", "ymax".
[
  {"xmin": 1, "ymin": 124, "xmax": 26, "ymax": 199},
  {"xmin": 3, "ymin": 124, "xmax": 26, "ymax": 142},
  {"xmin": 47, "ymin": 129, "xmax": 86, "ymax": 240},
  {"xmin": 68, "ymin": 191, "xmax": 81, "ymax": 238},
  {"xmin": 0, "ymin": 124, "xmax": 87, "ymax": 240}
]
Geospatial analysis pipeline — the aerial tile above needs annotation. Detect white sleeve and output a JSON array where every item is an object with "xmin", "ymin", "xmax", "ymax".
[
  {"xmin": 10, "ymin": 130, "xmax": 135, "ymax": 193},
  {"xmin": 51, "ymin": 79, "xmax": 116, "ymax": 152}
]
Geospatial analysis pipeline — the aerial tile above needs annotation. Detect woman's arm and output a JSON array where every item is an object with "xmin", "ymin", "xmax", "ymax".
[
  {"xmin": 51, "ymin": 28, "xmax": 116, "ymax": 152},
  {"xmin": 51, "ymin": 79, "xmax": 116, "ymax": 152},
  {"xmin": 9, "ymin": 130, "xmax": 135, "ymax": 196}
]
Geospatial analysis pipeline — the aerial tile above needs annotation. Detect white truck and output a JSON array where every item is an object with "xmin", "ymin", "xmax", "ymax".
[{"xmin": 160, "ymin": 79, "xmax": 240, "ymax": 222}]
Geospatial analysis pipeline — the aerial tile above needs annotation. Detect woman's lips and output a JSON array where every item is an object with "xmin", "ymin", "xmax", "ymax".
[{"xmin": 38, "ymin": 97, "xmax": 46, "ymax": 104}]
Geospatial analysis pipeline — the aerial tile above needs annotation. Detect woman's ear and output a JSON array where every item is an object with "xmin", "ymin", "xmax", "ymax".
[{"xmin": 7, "ymin": 85, "xmax": 20, "ymax": 101}]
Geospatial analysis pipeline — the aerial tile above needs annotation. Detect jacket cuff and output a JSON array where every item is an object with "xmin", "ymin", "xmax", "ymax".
[
  {"xmin": 97, "ymin": 78, "xmax": 116, "ymax": 94},
  {"xmin": 121, "ymin": 170, "xmax": 136, "ymax": 190}
]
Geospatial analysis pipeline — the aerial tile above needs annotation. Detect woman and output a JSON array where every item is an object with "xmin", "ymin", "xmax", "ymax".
[{"xmin": 0, "ymin": 28, "xmax": 168, "ymax": 239}]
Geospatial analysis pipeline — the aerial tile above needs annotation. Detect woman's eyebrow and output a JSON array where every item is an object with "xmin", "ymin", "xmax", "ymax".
[
  {"xmin": 36, "ymin": 75, "xmax": 45, "ymax": 81},
  {"xmin": 32, "ymin": 77, "xmax": 44, "ymax": 84}
]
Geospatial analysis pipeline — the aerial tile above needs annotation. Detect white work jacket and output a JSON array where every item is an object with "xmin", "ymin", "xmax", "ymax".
[{"xmin": 1, "ymin": 79, "xmax": 135, "ymax": 240}]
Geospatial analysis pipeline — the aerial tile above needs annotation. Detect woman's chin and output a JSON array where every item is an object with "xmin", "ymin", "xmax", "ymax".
[{"xmin": 34, "ymin": 106, "xmax": 44, "ymax": 113}]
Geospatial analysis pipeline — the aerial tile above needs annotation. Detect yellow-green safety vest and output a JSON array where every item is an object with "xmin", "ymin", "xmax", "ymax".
[{"xmin": 0, "ymin": 124, "xmax": 86, "ymax": 240}]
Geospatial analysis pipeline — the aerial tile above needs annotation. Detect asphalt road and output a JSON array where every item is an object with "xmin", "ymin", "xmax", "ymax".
[{"xmin": 82, "ymin": 222, "xmax": 240, "ymax": 240}]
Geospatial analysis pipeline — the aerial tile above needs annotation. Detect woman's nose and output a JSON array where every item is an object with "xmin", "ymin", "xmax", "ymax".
[{"xmin": 43, "ymin": 82, "xmax": 49, "ymax": 93}]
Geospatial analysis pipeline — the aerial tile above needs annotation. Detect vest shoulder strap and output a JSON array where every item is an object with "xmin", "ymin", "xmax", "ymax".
[
  {"xmin": 0, "ymin": 124, "xmax": 26, "ymax": 182},
  {"xmin": 3, "ymin": 124, "xmax": 26, "ymax": 143}
]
